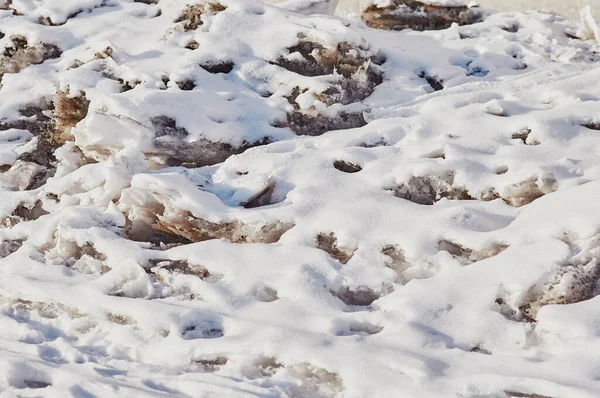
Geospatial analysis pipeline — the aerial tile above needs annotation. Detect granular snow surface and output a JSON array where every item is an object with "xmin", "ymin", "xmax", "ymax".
[{"xmin": 1, "ymin": 0, "xmax": 600, "ymax": 397}]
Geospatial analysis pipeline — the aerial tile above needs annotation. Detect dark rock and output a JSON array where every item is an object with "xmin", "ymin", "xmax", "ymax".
[{"xmin": 362, "ymin": 0, "xmax": 481, "ymax": 31}]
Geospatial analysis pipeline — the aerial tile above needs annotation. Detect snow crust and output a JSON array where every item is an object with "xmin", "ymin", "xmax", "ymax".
[{"xmin": 1, "ymin": 0, "xmax": 600, "ymax": 397}]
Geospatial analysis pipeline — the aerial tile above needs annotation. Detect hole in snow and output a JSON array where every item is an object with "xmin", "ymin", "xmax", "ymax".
[{"xmin": 182, "ymin": 320, "xmax": 224, "ymax": 339}]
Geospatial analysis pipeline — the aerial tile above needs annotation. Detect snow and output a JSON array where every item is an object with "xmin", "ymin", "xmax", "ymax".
[{"xmin": 1, "ymin": 0, "xmax": 600, "ymax": 397}]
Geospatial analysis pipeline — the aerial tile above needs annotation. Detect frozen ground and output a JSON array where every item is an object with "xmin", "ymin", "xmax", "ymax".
[
  {"xmin": 1, "ymin": 0, "xmax": 600, "ymax": 397},
  {"xmin": 266, "ymin": 0, "xmax": 600, "ymax": 19}
]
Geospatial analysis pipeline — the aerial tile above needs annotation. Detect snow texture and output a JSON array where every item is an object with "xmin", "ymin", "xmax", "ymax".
[{"xmin": 0, "ymin": 0, "xmax": 600, "ymax": 397}]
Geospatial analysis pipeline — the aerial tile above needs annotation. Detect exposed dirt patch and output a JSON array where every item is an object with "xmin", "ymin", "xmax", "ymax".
[
  {"xmin": 151, "ymin": 212, "xmax": 293, "ymax": 244},
  {"xmin": 106, "ymin": 312, "xmax": 136, "ymax": 325},
  {"xmin": 362, "ymin": 0, "xmax": 481, "ymax": 31},
  {"xmin": 2, "ymin": 200, "xmax": 48, "ymax": 227},
  {"xmin": 176, "ymin": 2, "xmax": 226, "ymax": 31},
  {"xmin": 147, "ymin": 259, "xmax": 211, "ymax": 279},
  {"xmin": 7, "ymin": 298, "xmax": 86, "ymax": 319},
  {"xmin": 469, "ymin": 345, "xmax": 492, "ymax": 355},
  {"xmin": 52, "ymin": 89, "xmax": 90, "ymax": 146},
  {"xmin": 504, "ymin": 391, "xmax": 555, "ymax": 398},
  {"xmin": 200, "ymin": 61, "xmax": 234, "ymax": 74},
  {"xmin": 194, "ymin": 356, "xmax": 228, "ymax": 372},
  {"xmin": 253, "ymin": 356, "xmax": 284, "ymax": 377},
  {"xmin": 150, "ymin": 116, "xmax": 270, "ymax": 167},
  {"xmin": 519, "ymin": 257, "xmax": 600, "ymax": 322},
  {"xmin": 337, "ymin": 320, "xmax": 383, "ymax": 336},
  {"xmin": 495, "ymin": 165, "xmax": 509, "ymax": 175},
  {"xmin": 132, "ymin": 229, "xmax": 193, "ymax": 248},
  {"xmin": 253, "ymin": 285, "xmax": 279, "ymax": 302},
  {"xmin": 151, "ymin": 115, "xmax": 188, "ymax": 140},
  {"xmin": 0, "ymin": 94, "xmax": 89, "ymax": 189},
  {"xmin": 418, "ymin": 70, "xmax": 444, "ymax": 91},
  {"xmin": 0, "ymin": 101, "xmax": 54, "ymax": 135},
  {"xmin": 0, "ymin": 35, "xmax": 61, "ymax": 82},
  {"xmin": 333, "ymin": 160, "xmax": 362, "ymax": 173},
  {"xmin": 502, "ymin": 176, "xmax": 557, "ymax": 207},
  {"xmin": 186, "ymin": 40, "xmax": 199, "ymax": 50},
  {"xmin": 499, "ymin": 23, "xmax": 520, "ymax": 33},
  {"xmin": 117, "ymin": 78, "xmax": 140, "ymax": 92},
  {"xmin": 0, "ymin": 239, "xmax": 23, "ymax": 258},
  {"xmin": 391, "ymin": 172, "xmax": 474, "ymax": 205},
  {"xmin": 41, "ymin": 239, "xmax": 109, "ymax": 275},
  {"xmin": 281, "ymin": 107, "xmax": 367, "ymax": 136},
  {"xmin": 273, "ymin": 41, "xmax": 383, "ymax": 136},
  {"xmin": 182, "ymin": 320, "xmax": 223, "ymax": 339},
  {"xmin": 582, "ymin": 122, "xmax": 600, "ymax": 131},
  {"xmin": 381, "ymin": 244, "xmax": 413, "ymax": 280},
  {"xmin": 16, "ymin": 137, "xmax": 57, "ymax": 189},
  {"xmin": 23, "ymin": 380, "xmax": 51, "ymax": 389},
  {"xmin": 242, "ymin": 181, "xmax": 280, "ymax": 208},
  {"xmin": 512, "ymin": 128, "xmax": 539, "ymax": 145},
  {"xmin": 0, "ymin": 160, "xmax": 46, "ymax": 191},
  {"xmin": 176, "ymin": 79, "xmax": 196, "ymax": 91},
  {"xmin": 13, "ymin": 200, "xmax": 47, "ymax": 220},
  {"xmin": 288, "ymin": 363, "xmax": 344, "ymax": 398},
  {"xmin": 438, "ymin": 240, "xmax": 508, "ymax": 265},
  {"xmin": 316, "ymin": 232, "xmax": 355, "ymax": 264},
  {"xmin": 272, "ymin": 41, "xmax": 377, "ymax": 79},
  {"xmin": 125, "ymin": 201, "xmax": 293, "ymax": 245},
  {"xmin": 153, "ymin": 138, "xmax": 245, "ymax": 167},
  {"xmin": 332, "ymin": 286, "xmax": 380, "ymax": 306}
]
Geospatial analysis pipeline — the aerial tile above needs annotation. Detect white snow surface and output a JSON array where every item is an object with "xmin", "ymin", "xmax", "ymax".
[{"xmin": 1, "ymin": 1, "xmax": 600, "ymax": 397}]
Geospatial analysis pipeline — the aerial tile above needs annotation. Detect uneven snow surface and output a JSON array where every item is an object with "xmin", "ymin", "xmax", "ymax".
[{"xmin": 1, "ymin": 0, "xmax": 600, "ymax": 397}]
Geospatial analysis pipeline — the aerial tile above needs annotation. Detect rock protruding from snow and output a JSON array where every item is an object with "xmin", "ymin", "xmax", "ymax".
[{"xmin": 362, "ymin": 0, "xmax": 481, "ymax": 30}]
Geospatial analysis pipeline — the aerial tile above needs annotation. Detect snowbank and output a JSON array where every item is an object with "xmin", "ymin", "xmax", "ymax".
[{"xmin": 0, "ymin": 0, "xmax": 600, "ymax": 397}]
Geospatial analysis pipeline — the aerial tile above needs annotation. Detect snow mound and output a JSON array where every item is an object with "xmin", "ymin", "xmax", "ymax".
[{"xmin": 1, "ymin": 0, "xmax": 600, "ymax": 397}]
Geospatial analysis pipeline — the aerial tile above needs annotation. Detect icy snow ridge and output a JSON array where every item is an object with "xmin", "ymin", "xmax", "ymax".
[{"xmin": 1, "ymin": 0, "xmax": 600, "ymax": 397}]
